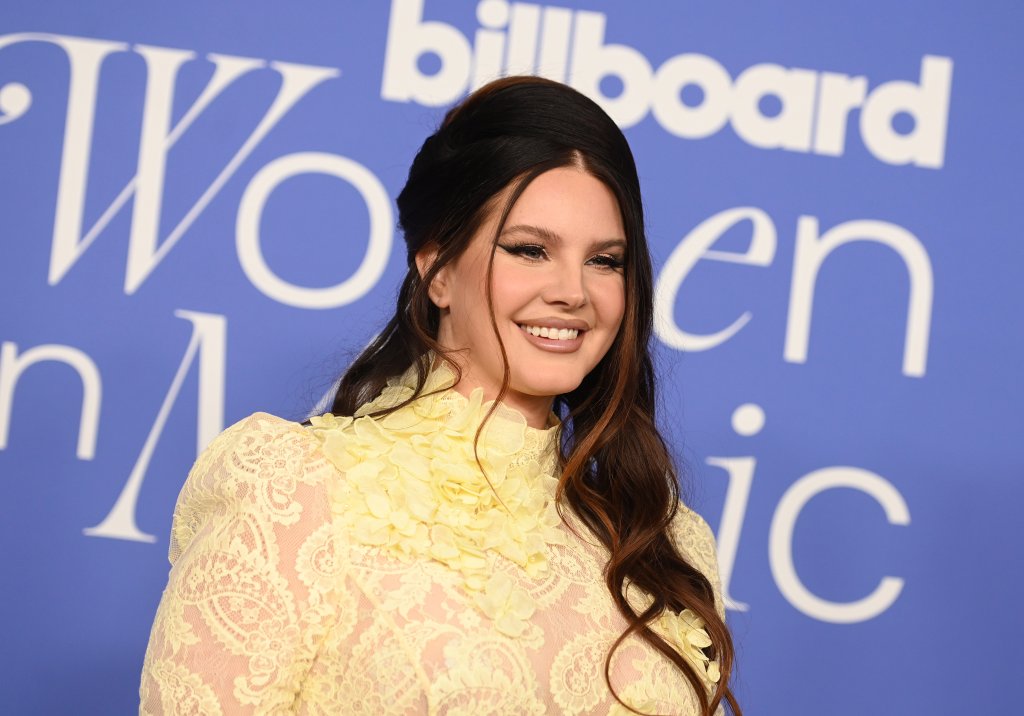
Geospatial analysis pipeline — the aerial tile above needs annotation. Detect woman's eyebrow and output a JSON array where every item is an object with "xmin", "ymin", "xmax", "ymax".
[
  {"xmin": 500, "ymin": 224, "xmax": 561, "ymax": 242},
  {"xmin": 500, "ymin": 224, "xmax": 627, "ymax": 251},
  {"xmin": 591, "ymin": 238, "xmax": 628, "ymax": 252}
]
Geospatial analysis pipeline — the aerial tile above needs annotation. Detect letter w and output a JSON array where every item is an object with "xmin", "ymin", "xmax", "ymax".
[{"xmin": 0, "ymin": 33, "xmax": 339, "ymax": 293}]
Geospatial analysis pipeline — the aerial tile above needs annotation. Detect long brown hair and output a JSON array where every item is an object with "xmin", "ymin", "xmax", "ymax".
[{"xmin": 323, "ymin": 76, "xmax": 739, "ymax": 715}]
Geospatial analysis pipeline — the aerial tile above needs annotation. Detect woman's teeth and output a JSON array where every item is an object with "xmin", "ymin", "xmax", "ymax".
[{"xmin": 519, "ymin": 324, "xmax": 580, "ymax": 340}]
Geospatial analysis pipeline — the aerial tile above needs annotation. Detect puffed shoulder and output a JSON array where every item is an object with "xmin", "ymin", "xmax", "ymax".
[
  {"xmin": 144, "ymin": 413, "xmax": 348, "ymax": 713},
  {"xmin": 168, "ymin": 411, "xmax": 337, "ymax": 564},
  {"xmin": 670, "ymin": 503, "xmax": 725, "ymax": 621}
]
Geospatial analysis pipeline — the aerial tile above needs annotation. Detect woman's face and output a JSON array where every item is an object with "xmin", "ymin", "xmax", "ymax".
[{"xmin": 419, "ymin": 166, "xmax": 627, "ymax": 427}]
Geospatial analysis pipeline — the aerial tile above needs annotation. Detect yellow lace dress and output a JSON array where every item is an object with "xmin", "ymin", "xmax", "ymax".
[{"xmin": 140, "ymin": 365, "xmax": 726, "ymax": 715}]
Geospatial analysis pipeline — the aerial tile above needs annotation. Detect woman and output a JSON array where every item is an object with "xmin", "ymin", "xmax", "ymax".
[{"xmin": 141, "ymin": 76, "xmax": 740, "ymax": 715}]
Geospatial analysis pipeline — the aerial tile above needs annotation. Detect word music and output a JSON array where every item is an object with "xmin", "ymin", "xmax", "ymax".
[{"xmin": 0, "ymin": 314, "xmax": 912, "ymax": 625}]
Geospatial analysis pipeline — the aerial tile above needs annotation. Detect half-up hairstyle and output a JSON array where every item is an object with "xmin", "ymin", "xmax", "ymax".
[{"xmin": 323, "ymin": 76, "xmax": 739, "ymax": 716}]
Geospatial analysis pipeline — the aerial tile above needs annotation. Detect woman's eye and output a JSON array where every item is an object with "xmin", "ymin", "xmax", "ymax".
[
  {"xmin": 499, "ymin": 243, "xmax": 547, "ymax": 260},
  {"xmin": 590, "ymin": 254, "xmax": 625, "ymax": 270}
]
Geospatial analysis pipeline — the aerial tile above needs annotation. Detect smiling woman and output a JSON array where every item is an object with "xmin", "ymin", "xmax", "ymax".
[
  {"xmin": 140, "ymin": 76, "xmax": 740, "ymax": 716},
  {"xmin": 416, "ymin": 166, "xmax": 627, "ymax": 424}
]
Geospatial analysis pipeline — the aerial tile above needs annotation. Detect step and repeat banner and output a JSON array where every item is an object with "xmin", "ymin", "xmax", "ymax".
[{"xmin": 2, "ymin": 1, "xmax": 1020, "ymax": 713}]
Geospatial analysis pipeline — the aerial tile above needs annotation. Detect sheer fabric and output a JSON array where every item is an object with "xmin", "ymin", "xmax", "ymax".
[{"xmin": 141, "ymin": 365, "xmax": 726, "ymax": 715}]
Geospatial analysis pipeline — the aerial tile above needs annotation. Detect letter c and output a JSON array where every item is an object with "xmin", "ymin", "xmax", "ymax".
[{"xmin": 769, "ymin": 466, "xmax": 910, "ymax": 623}]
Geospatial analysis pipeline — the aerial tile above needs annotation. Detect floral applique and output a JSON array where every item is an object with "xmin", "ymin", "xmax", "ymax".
[
  {"xmin": 309, "ymin": 362, "xmax": 564, "ymax": 637},
  {"xmin": 653, "ymin": 608, "xmax": 721, "ymax": 686}
]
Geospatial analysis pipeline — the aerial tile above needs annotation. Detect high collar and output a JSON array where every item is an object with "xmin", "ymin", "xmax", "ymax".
[{"xmin": 353, "ymin": 357, "xmax": 561, "ymax": 466}]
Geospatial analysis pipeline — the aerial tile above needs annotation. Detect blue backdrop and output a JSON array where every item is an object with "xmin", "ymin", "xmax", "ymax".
[{"xmin": 2, "ymin": 1, "xmax": 1021, "ymax": 713}]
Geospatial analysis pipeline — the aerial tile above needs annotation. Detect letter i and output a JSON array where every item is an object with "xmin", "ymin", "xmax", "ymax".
[
  {"xmin": 472, "ymin": 0, "xmax": 509, "ymax": 90},
  {"xmin": 505, "ymin": 3, "xmax": 541, "ymax": 75},
  {"xmin": 705, "ymin": 402, "xmax": 765, "ymax": 612},
  {"xmin": 536, "ymin": 6, "xmax": 572, "ymax": 83}
]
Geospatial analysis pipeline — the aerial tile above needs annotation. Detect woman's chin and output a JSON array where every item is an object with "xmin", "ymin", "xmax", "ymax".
[{"xmin": 511, "ymin": 377, "xmax": 585, "ymax": 401}]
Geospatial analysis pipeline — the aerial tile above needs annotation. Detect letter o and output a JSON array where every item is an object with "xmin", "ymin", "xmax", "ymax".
[
  {"xmin": 768, "ymin": 466, "xmax": 910, "ymax": 623},
  {"xmin": 652, "ymin": 53, "xmax": 733, "ymax": 139},
  {"xmin": 236, "ymin": 152, "xmax": 392, "ymax": 309}
]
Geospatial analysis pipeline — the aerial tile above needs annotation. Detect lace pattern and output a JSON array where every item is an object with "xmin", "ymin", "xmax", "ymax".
[{"xmin": 140, "ymin": 365, "xmax": 726, "ymax": 715}]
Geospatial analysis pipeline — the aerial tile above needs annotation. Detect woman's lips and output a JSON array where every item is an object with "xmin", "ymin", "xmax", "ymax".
[{"xmin": 517, "ymin": 323, "xmax": 584, "ymax": 353}]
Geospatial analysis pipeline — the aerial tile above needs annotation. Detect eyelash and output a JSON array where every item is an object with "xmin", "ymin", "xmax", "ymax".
[{"xmin": 498, "ymin": 242, "xmax": 625, "ymax": 270}]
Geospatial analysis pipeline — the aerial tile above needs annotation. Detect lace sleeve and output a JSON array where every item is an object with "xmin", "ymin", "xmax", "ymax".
[
  {"xmin": 670, "ymin": 504, "xmax": 729, "ymax": 716},
  {"xmin": 671, "ymin": 503, "xmax": 726, "ymax": 624},
  {"xmin": 140, "ymin": 413, "xmax": 345, "ymax": 715}
]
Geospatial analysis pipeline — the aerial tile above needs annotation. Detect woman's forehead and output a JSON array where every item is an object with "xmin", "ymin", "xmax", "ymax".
[{"xmin": 499, "ymin": 169, "xmax": 625, "ymax": 238}]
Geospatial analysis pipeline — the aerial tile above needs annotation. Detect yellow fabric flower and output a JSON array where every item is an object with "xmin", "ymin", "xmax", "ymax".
[
  {"xmin": 653, "ymin": 607, "xmax": 721, "ymax": 687},
  {"xmin": 475, "ymin": 571, "xmax": 537, "ymax": 637}
]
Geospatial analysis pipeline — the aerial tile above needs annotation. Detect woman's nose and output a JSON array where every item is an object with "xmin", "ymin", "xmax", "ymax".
[{"xmin": 541, "ymin": 263, "xmax": 587, "ymax": 308}]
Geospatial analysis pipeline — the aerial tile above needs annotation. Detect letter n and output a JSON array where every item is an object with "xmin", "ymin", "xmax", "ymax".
[
  {"xmin": 0, "ymin": 342, "xmax": 102, "ymax": 459},
  {"xmin": 785, "ymin": 216, "xmax": 934, "ymax": 377}
]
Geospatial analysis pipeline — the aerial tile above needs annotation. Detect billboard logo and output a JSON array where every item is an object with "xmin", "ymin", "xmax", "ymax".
[{"xmin": 382, "ymin": 0, "xmax": 953, "ymax": 168}]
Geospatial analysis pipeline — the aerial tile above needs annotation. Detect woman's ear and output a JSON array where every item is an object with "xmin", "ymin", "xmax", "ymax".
[{"xmin": 415, "ymin": 243, "xmax": 451, "ymax": 309}]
